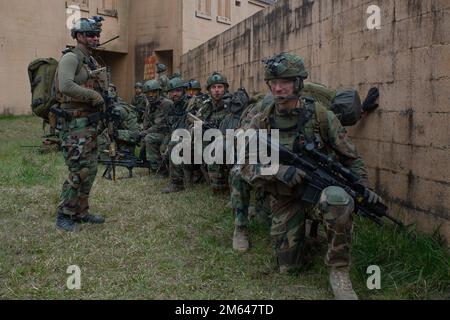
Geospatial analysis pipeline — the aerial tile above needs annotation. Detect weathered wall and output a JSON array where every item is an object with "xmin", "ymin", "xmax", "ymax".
[
  {"xmin": 0, "ymin": 0, "xmax": 129, "ymax": 115},
  {"xmin": 180, "ymin": 0, "xmax": 450, "ymax": 242},
  {"xmin": 182, "ymin": 0, "xmax": 269, "ymax": 54}
]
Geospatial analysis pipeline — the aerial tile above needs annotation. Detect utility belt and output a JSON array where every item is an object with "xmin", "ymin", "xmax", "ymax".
[{"xmin": 50, "ymin": 105, "xmax": 104, "ymax": 129}]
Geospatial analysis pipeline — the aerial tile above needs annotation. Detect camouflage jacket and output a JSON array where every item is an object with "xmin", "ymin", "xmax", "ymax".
[
  {"xmin": 143, "ymin": 97, "xmax": 173, "ymax": 134},
  {"xmin": 195, "ymin": 91, "xmax": 248, "ymax": 133},
  {"xmin": 131, "ymin": 93, "xmax": 148, "ymax": 122},
  {"xmin": 241, "ymin": 96, "xmax": 369, "ymax": 187},
  {"xmin": 97, "ymin": 101, "xmax": 140, "ymax": 157},
  {"xmin": 168, "ymin": 95, "xmax": 190, "ymax": 131}
]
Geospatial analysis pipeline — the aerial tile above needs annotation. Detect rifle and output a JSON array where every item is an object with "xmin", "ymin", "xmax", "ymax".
[
  {"xmin": 98, "ymin": 150, "xmax": 151, "ymax": 179},
  {"xmin": 186, "ymin": 112, "xmax": 217, "ymax": 131},
  {"xmin": 89, "ymin": 66, "xmax": 119, "ymax": 181},
  {"xmin": 260, "ymin": 134, "xmax": 403, "ymax": 227}
]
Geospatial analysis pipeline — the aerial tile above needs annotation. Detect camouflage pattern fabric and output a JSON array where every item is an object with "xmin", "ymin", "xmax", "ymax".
[
  {"xmin": 167, "ymin": 95, "xmax": 190, "ymax": 185},
  {"xmin": 143, "ymin": 97, "xmax": 173, "ymax": 170},
  {"xmin": 56, "ymin": 45, "xmax": 104, "ymax": 219},
  {"xmin": 229, "ymin": 98, "xmax": 272, "ymax": 227},
  {"xmin": 159, "ymin": 74, "xmax": 170, "ymax": 94},
  {"xmin": 97, "ymin": 101, "xmax": 140, "ymax": 160},
  {"xmin": 58, "ymin": 118, "xmax": 98, "ymax": 217},
  {"xmin": 195, "ymin": 92, "xmax": 248, "ymax": 191},
  {"xmin": 131, "ymin": 93, "xmax": 148, "ymax": 124},
  {"xmin": 239, "ymin": 97, "xmax": 368, "ymax": 270}
]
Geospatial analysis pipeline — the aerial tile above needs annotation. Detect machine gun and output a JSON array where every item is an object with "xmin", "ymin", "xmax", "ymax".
[
  {"xmin": 98, "ymin": 150, "xmax": 151, "ymax": 179},
  {"xmin": 260, "ymin": 134, "xmax": 403, "ymax": 226}
]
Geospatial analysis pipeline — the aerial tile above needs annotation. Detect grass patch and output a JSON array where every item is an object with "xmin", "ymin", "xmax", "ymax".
[{"xmin": 0, "ymin": 115, "xmax": 448, "ymax": 300}]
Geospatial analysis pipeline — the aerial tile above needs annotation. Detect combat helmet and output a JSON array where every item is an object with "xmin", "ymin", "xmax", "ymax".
[
  {"xmin": 187, "ymin": 79, "xmax": 202, "ymax": 90},
  {"xmin": 134, "ymin": 82, "xmax": 143, "ymax": 89},
  {"xmin": 143, "ymin": 80, "xmax": 162, "ymax": 93},
  {"xmin": 168, "ymin": 77, "xmax": 185, "ymax": 91},
  {"xmin": 263, "ymin": 52, "xmax": 308, "ymax": 80},
  {"xmin": 71, "ymin": 16, "xmax": 103, "ymax": 39},
  {"xmin": 156, "ymin": 63, "xmax": 167, "ymax": 74},
  {"xmin": 206, "ymin": 72, "xmax": 229, "ymax": 91},
  {"xmin": 263, "ymin": 52, "xmax": 309, "ymax": 95}
]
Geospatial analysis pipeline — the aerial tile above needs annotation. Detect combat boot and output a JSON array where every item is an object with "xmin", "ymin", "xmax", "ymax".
[
  {"xmin": 77, "ymin": 214, "xmax": 105, "ymax": 224},
  {"xmin": 56, "ymin": 213, "xmax": 80, "ymax": 232},
  {"xmin": 232, "ymin": 226, "xmax": 249, "ymax": 252},
  {"xmin": 329, "ymin": 266, "xmax": 359, "ymax": 300},
  {"xmin": 162, "ymin": 183, "xmax": 184, "ymax": 194}
]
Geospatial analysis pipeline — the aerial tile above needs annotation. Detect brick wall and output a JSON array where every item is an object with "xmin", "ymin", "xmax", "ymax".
[{"xmin": 180, "ymin": 0, "xmax": 450, "ymax": 242}]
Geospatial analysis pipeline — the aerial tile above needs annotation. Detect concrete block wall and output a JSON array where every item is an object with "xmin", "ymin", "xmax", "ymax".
[{"xmin": 180, "ymin": 0, "xmax": 450, "ymax": 242}]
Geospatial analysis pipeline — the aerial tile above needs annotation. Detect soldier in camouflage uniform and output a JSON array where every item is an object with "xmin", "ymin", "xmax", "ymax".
[
  {"xmin": 183, "ymin": 79, "xmax": 208, "ymax": 185},
  {"xmin": 193, "ymin": 72, "xmax": 248, "ymax": 193},
  {"xmin": 162, "ymin": 77, "xmax": 191, "ymax": 193},
  {"xmin": 185, "ymin": 79, "xmax": 204, "ymax": 98},
  {"xmin": 230, "ymin": 96, "xmax": 273, "ymax": 251},
  {"xmin": 54, "ymin": 17, "xmax": 107, "ymax": 231},
  {"xmin": 130, "ymin": 82, "xmax": 148, "ymax": 124},
  {"xmin": 141, "ymin": 79, "xmax": 173, "ymax": 173},
  {"xmin": 98, "ymin": 84, "xmax": 141, "ymax": 179},
  {"xmin": 230, "ymin": 84, "xmax": 380, "ymax": 252},
  {"xmin": 238, "ymin": 53, "xmax": 383, "ymax": 300},
  {"xmin": 156, "ymin": 63, "xmax": 170, "ymax": 95}
]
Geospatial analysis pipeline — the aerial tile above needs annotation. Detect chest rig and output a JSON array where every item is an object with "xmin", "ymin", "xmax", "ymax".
[
  {"xmin": 268, "ymin": 97, "xmax": 327, "ymax": 154},
  {"xmin": 56, "ymin": 47, "xmax": 106, "ymax": 105}
]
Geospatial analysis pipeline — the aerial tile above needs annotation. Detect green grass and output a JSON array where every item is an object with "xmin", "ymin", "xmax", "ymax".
[{"xmin": 0, "ymin": 116, "xmax": 448, "ymax": 300}]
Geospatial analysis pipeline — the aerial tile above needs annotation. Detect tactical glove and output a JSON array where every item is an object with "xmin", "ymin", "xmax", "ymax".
[
  {"xmin": 276, "ymin": 165, "xmax": 305, "ymax": 188},
  {"xmin": 362, "ymin": 87, "xmax": 379, "ymax": 113},
  {"xmin": 364, "ymin": 189, "xmax": 383, "ymax": 204}
]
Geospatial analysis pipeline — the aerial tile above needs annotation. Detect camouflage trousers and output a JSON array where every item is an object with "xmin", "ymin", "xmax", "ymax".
[
  {"xmin": 229, "ymin": 165, "xmax": 271, "ymax": 227},
  {"xmin": 144, "ymin": 132, "xmax": 168, "ymax": 171},
  {"xmin": 167, "ymin": 141, "xmax": 184, "ymax": 185},
  {"xmin": 268, "ymin": 186, "xmax": 354, "ymax": 270},
  {"xmin": 57, "ymin": 118, "xmax": 98, "ymax": 217},
  {"xmin": 207, "ymin": 163, "xmax": 230, "ymax": 192}
]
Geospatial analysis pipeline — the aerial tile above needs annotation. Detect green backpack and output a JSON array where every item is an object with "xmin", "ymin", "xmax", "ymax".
[
  {"xmin": 256, "ymin": 82, "xmax": 362, "ymax": 127},
  {"xmin": 303, "ymin": 82, "xmax": 361, "ymax": 127},
  {"xmin": 27, "ymin": 58, "xmax": 59, "ymax": 121}
]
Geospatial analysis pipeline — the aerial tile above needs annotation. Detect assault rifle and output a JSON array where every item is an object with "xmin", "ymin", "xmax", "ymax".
[
  {"xmin": 260, "ymin": 134, "xmax": 403, "ymax": 226},
  {"xmin": 98, "ymin": 150, "xmax": 151, "ymax": 179}
]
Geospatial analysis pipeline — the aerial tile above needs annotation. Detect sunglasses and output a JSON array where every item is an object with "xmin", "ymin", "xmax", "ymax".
[{"xmin": 84, "ymin": 32, "xmax": 100, "ymax": 38}]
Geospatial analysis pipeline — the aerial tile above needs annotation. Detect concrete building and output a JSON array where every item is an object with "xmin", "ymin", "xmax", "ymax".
[
  {"xmin": 0, "ymin": 0, "xmax": 274, "ymax": 115},
  {"xmin": 181, "ymin": 0, "xmax": 450, "ymax": 243}
]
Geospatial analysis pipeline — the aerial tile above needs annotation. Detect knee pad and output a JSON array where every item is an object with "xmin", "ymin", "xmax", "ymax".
[{"xmin": 319, "ymin": 186, "xmax": 354, "ymax": 222}]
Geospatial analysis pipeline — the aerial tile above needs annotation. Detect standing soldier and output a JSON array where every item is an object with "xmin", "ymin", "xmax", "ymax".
[
  {"xmin": 239, "ymin": 53, "xmax": 383, "ymax": 300},
  {"xmin": 130, "ymin": 82, "xmax": 148, "ymax": 124},
  {"xmin": 54, "ymin": 17, "xmax": 107, "ymax": 231},
  {"xmin": 156, "ymin": 63, "xmax": 170, "ymax": 95},
  {"xmin": 162, "ymin": 77, "xmax": 190, "ymax": 193},
  {"xmin": 141, "ymin": 80, "xmax": 173, "ymax": 174}
]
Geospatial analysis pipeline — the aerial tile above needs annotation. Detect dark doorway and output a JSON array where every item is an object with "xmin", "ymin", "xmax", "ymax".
[
  {"xmin": 155, "ymin": 50, "xmax": 174, "ymax": 75},
  {"xmin": 94, "ymin": 50, "xmax": 129, "ymax": 100}
]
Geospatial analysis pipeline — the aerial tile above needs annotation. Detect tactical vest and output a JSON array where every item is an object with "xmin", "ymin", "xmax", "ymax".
[
  {"xmin": 261, "ymin": 97, "xmax": 331, "ymax": 154},
  {"xmin": 54, "ymin": 47, "xmax": 106, "ymax": 106}
]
